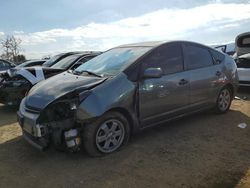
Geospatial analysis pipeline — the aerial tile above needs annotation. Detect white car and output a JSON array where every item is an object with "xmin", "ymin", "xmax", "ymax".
[
  {"xmin": 235, "ymin": 32, "xmax": 250, "ymax": 86},
  {"xmin": 236, "ymin": 54, "xmax": 250, "ymax": 86}
]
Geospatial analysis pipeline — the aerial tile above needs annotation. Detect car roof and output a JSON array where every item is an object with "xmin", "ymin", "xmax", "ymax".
[
  {"xmin": 59, "ymin": 51, "xmax": 101, "ymax": 55},
  {"xmin": 77, "ymin": 51, "xmax": 102, "ymax": 56},
  {"xmin": 65, "ymin": 51, "xmax": 102, "ymax": 58},
  {"xmin": 26, "ymin": 59, "xmax": 46, "ymax": 62},
  {"xmin": 0, "ymin": 59, "xmax": 13, "ymax": 64},
  {"xmin": 117, "ymin": 41, "xmax": 166, "ymax": 48},
  {"xmin": 115, "ymin": 40, "xmax": 213, "ymax": 50},
  {"xmin": 16, "ymin": 59, "xmax": 46, "ymax": 67}
]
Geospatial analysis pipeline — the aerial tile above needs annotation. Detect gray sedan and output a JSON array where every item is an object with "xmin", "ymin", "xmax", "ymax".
[{"xmin": 17, "ymin": 41, "xmax": 239, "ymax": 156}]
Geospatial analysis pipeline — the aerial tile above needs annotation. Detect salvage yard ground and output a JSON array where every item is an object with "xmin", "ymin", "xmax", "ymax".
[{"xmin": 0, "ymin": 88, "xmax": 249, "ymax": 188}]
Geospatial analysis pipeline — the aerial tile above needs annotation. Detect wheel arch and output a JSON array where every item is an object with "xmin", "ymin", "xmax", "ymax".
[
  {"xmin": 106, "ymin": 107, "xmax": 136, "ymax": 134},
  {"xmin": 224, "ymin": 83, "xmax": 235, "ymax": 97}
]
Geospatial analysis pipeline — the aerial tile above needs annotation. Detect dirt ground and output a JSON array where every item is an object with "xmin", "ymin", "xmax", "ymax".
[{"xmin": 0, "ymin": 87, "xmax": 249, "ymax": 188}]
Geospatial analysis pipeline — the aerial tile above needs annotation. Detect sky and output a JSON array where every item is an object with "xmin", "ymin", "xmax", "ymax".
[{"xmin": 0, "ymin": 0, "xmax": 250, "ymax": 59}]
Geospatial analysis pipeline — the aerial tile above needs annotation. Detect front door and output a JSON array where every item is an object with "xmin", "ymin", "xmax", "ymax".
[{"xmin": 138, "ymin": 42, "xmax": 189, "ymax": 126}]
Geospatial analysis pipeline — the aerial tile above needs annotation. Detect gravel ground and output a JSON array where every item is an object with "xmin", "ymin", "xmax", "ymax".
[{"xmin": 0, "ymin": 87, "xmax": 249, "ymax": 188}]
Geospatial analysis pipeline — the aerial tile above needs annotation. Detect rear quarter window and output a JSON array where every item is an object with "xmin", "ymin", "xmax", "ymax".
[{"xmin": 209, "ymin": 49, "xmax": 225, "ymax": 64}]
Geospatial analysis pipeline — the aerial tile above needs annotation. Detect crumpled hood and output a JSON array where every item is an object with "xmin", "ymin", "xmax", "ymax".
[{"xmin": 25, "ymin": 72, "xmax": 106, "ymax": 110}]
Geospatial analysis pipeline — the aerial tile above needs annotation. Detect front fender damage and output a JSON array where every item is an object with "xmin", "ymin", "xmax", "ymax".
[{"xmin": 27, "ymin": 79, "xmax": 104, "ymax": 152}]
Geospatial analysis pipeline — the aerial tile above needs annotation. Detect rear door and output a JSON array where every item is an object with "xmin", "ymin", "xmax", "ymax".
[
  {"xmin": 139, "ymin": 42, "xmax": 189, "ymax": 126},
  {"xmin": 182, "ymin": 43, "xmax": 218, "ymax": 108}
]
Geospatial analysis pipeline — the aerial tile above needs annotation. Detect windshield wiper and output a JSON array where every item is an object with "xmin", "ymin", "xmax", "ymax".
[{"xmin": 73, "ymin": 70, "xmax": 103, "ymax": 78}]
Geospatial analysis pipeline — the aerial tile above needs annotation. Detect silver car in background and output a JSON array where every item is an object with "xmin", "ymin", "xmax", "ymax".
[{"xmin": 235, "ymin": 32, "xmax": 250, "ymax": 86}]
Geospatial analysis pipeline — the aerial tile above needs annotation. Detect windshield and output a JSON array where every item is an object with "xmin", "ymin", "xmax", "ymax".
[
  {"xmin": 51, "ymin": 55, "xmax": 80, "ymax": 69},
  {"xmin": 74, "ymin": 47, "xmax": 151, "ymax": 76},
  {"xmin": 43, "ymin": 54, "xmax": 62, "ymax": 67}
]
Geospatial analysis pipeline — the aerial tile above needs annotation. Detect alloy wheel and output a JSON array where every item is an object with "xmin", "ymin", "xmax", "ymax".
[
  {"xmin": 218, "ymin": 88, "xmax": 231, "ymax": 111},
  {"xmin": 96, "ymin": 119, "xmax": 125, "ymax": 153}
]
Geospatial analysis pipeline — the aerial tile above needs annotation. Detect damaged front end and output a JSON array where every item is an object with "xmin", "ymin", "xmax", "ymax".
[
  {"xmin": 18, "ymin": 90, "xmax": 91, "ymax": 152},
  {"xmin": 17, "ymin": 71, "xmax": 107, "ymax": 152}
]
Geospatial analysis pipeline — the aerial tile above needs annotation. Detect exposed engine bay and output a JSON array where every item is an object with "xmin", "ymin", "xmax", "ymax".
[{"xmin": 33, "ymin": 95, "xmax": 82, "ymax": 152}]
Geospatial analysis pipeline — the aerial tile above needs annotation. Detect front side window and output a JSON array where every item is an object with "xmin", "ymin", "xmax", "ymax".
[
  {"xmin": 209, "ymin": 49, "xmax": 225, "ymax": 64},
  {"xmin": 142, "ymin": 43, "xmax": 184, "ymax": 75},
  {"xmin": 184, "ymin": 44, "xmax": 213, "ymax": 70}
]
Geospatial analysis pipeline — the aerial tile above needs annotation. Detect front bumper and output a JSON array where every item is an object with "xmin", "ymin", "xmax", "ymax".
[
  {"xmin": 22, "ymin": 131, "xmax": 48, "ymax": 150},
  {"xmin": 17, "ymin": 105, "xmax": 49, "ymax": 150},
  {"xmin": 17, "ymin": 99, "xmax": 79, "ymax": 151}
]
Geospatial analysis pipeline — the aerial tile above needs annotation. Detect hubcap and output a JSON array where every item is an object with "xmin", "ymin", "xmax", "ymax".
[
  {"xmin": 96, "ymin": 119, "xmax": 125, "ymax": 153},
  {"xmin": 218, "ymin": 89, "xmax": 231, "ymax": 111}
]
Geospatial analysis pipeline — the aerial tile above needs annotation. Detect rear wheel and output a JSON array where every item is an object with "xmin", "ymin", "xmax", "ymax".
[
  {"xmin": 215, "ymin": 87, "xmax": 232, "ymax": 114},
  {"xmin": 83, "ymin": 112, "xmax": 130, "ymax": 157}
]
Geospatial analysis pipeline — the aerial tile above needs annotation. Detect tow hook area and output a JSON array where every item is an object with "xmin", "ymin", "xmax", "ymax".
[{"xmin": 64, "ymin": 129, "xmax": 81, "ymax": 152}]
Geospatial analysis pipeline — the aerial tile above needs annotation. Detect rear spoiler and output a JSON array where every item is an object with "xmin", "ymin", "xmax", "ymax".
[{"xmin": 236, "ymin": 32, "xmax": 250, "ymax": 56}]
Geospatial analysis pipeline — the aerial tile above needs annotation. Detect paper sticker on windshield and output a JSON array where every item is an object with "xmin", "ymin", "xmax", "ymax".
[{"xmin": 16, "ymin": 67, "xmax": 45, "ymax": 85}]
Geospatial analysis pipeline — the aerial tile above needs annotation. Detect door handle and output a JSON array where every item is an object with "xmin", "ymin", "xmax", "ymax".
[
  {"xmin": 179, "ymin": 79, "xmax": 189, "ymax": 85},
  {"xmin": 216, "ymin": 71, "xmax": 222, "ymax": 77}
]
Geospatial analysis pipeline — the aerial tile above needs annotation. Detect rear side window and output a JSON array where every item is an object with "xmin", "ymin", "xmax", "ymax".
[
  {"xmin": 209, "ymin": 49, "xmax": 225, "ymax": 64},
  {"xmin": 237, "ymin": 34, "xmax": 250, "ymax": 47},
  {"xmin": 142, "ymin": 43, "xmax": 184, "ymax": 75},
  {"xmin": 184, "ymin": 44, "xmax": 213, "ymax": 70}
]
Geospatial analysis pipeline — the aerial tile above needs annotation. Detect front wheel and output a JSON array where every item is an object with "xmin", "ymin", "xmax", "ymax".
[
  {"xmin": 214, "ymin": 87, "xmax": 232, "ymax": 114},
  {"xmin": 82, "ymin": 112, "xmax": 130, "ymax": 157}
]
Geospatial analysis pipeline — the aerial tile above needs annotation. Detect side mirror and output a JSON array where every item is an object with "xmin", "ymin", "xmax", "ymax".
[{"xmin": 143, "ymin": 67, "xmax": 163, "ymax": 79}]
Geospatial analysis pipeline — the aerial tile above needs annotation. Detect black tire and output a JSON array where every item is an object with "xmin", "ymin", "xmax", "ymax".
[
  {"xmin": 82, "ymin": 111, "xmax": 130, "ymax": 157},
  {"xmin": 214, "ymin": 86, "xmax": 233, "ymax": 114}
]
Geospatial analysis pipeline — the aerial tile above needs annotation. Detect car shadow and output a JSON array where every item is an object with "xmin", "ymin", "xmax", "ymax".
[
  {"xmin": 236, "ymin": 86, "xmax": 250, "ymax": 101},
  {"xmin": 0, "ymin": 104, "xmax": 18, "ymax": 127},
  {"xmin": 0, "ymin": 109, "xmax": 249, "ymax": 188}
]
